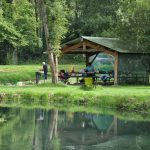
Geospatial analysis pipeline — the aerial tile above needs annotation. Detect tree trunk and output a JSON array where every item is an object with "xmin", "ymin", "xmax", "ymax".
[
  {"xmin": 40, "ymin": 0, "xmax": 58, "ymax": 84},
  {"xmin": 54, "ymin": 55, "xmax": 59, "ymax": 82},
  {"xmin": 12, "ymin": 48, "xmax": 18, "ymax": 65},
  {"xmin": 47, "ymin": 51, "xmax": 57, "ymax": 83}
]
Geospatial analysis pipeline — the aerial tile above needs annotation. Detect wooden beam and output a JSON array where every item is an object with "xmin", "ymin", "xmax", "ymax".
[
  {"xmin": 85, "ymin": 41, "xmax": 99, "ymax": 51},
  {"xmin": 62, "ymin": 42, "xmax": 83, "ymax": 53},
  {"xmin": 85, "ymin": 40, "xmax": 116, "ymax": 56},
  {"xmin": 114, "ymin": 52, "xmax": 119, "ymax": 85},
  {"xmin": 97, "ymin": 46, "xmax": 116, "ymax": 57},
  {"xmin": 83, "ymin": 42, "xmax": 86, "ymax": 50},
  {"xmin": 85, "ymin": 54, "xmax": 90, "ymax": 66},
  {"xmin": 62, "ymin": 39, "xmax": 116, "ymax": 57},
  {"xmin": 91, "ymin": 53, "xmax": 99, "ymax": 64}
]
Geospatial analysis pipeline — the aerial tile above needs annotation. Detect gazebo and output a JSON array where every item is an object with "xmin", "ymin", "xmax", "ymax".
[{"xmin": 61, "ymin": 36, "xmax": 150, "ymax": 85}]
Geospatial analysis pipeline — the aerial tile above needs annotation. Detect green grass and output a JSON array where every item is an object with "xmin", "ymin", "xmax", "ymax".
[
  {"xmin": 0, "ymin": 65, "xmax": 38, "ymax": 84},
  {"xmin": 0, "ymin": 64, "xmax": 85, "ymax": 84},
  {"xmin": 0, "ymin": 84, "xmax": 150, "ymax": 112},
  {"xmin": 0, "ymin": 64, "xmax": 150, "ymax": 112}
]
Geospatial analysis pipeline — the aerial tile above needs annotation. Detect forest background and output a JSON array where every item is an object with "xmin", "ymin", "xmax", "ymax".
[{"xmin": 0, "ymin": 0, "xmax": 149, "ymax": 65}]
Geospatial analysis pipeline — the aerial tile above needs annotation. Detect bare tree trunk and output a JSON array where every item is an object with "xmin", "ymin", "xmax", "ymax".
[
  {"xmin": 40, "ymin": 0, "xmax": 58, "ymax": 83},
  {"xmin": 54, "ymin": 55, "xmax": 59, "ymax": 82},
  {"xmin": 47, "ymin": 51, "xmax": 57, "ymax": 83},
  {"xmin": 12, "ymin": 48, "xmax": 18, "ymax": 65}
]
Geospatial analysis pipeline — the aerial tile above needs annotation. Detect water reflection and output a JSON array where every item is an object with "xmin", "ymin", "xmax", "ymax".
[{"xmin": 0, "ymin": 107, "xmax": 150, "ymax": 150}]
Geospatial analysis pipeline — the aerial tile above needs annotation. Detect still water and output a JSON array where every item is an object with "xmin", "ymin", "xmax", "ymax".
[{"xmin": 0, "ymin": 107, "xmax": 150, "ymax": 150}]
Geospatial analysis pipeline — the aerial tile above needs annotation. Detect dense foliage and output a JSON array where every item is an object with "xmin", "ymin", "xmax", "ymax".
[
  {"xmin": 0, "ymin": 0, "xmax": 149, "ymax": 64},
  {"xmin": 116, "ymin": 0, "xmax": 150, "ymax": 51},
  {"xmin": 65, "ymin": 0, "xmax": 119, "ymax": 40},
  {"xmin": 0, "ymin": 0, "xmax": 38, "ymax": 64}
]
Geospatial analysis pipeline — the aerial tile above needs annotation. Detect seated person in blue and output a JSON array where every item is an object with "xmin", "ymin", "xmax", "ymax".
[
  {"xmin": 101, "ymin": 75, "xmax": 110, "ymax": 85},
  {"xmin": 80, "ymin": 63, "xmax": 95, "ymax": 84},
  {"xmin": 85, "ymin": 63, "xmax": 95, "ymax": 77}
]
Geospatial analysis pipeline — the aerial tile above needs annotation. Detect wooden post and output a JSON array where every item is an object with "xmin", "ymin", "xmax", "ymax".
[
  {"xmin": 85, "ymin": 54, "xmax": 89, "ymax": 66},
  {"xmin": 114, "ymin": 52, "xmax": 119, "ymax": 85},
  {"xmin": 91, "ymin": 53, "xmax": 99, "ymax": 64},
  {"xmin": 83, "ymin": 42, "xmax": 86, "ymax": 50}
]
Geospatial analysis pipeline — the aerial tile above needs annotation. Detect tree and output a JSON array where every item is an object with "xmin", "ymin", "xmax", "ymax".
[
  {"xmin": 116, "ymin": 0, "xmax": 150, "ymax": 78},
  {"xmin": 65, "ymin": 0, "xmax": 119, "ymax": 41},
  {"xmin": 12, "ymin": 0, "xmax": 39, "ymax": 64},
  {"xmin": 0, "ymin": 0, "xmax": 39, "ymax": 64},
  {"xmin": 0, "ymin": 5, "xmax": 21, "ymax": 64},
  {"xmin": 39, "ymin": 0, "xmax": 68, "ymax": 83},
  {"xmin": 116, "ymin": 0, "xmax": 150, "ymax": 52}
]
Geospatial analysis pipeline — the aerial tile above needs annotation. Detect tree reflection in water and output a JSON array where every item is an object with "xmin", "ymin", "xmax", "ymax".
[{"xmin": 0, "ymin": 107, "xmax": 150, "ymax": 150}]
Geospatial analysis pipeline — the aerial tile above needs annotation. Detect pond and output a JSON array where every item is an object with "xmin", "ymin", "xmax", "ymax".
[{"xmin": 0, "ymin": 107, "xmax": 150, "ymax": 150}]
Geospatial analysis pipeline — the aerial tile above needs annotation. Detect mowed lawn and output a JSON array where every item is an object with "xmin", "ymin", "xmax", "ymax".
[
  {"xmin": 0, "ymin": 65, "xmax": 150, "ymax": 108},
  {"xmin": 0, "ymin": 64, "xmax": 85, "ymax": 84},
  {"xmin": 0, "ymin": 65, "xmax": 150, "ymax": 99}
]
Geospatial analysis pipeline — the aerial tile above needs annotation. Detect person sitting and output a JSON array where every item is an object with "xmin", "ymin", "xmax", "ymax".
[
  {"xmin": 80, "ymin": 63, "xmax": 96, "ymax": 85},
  {"xmin": 58, "ymin": 70, "xmax": 70, "ymax": 83},
  {"xmin": 100, "ymin": 74, "xmax": 110, "ymax": 85},
  {"xmin": 108, "ymin": 70, "xmax": 114, "ymax": 78},
  {"xmin": 85, "ymin": 62, "xmax": 95, "ymax": 77},
  {"xmin": 70, "ymin": 66, "xmax": 76, "ymax": 76}
]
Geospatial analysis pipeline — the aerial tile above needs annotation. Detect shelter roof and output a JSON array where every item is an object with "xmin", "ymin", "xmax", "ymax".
[{"xmin": 62, "ymin": 36, "xmax": 150, "ymax": 54}]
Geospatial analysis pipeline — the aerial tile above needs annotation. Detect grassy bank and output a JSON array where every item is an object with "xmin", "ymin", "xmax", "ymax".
[
  {"xmin": 1, "ymin": 65, "xmax": 150, "ymax": 112},
  {"xmin": 1, "ymin": 104, "xmax": 150, "ymax": 122},
  {"xmin": 0, "ymin": 84, "xmax": 150, "ymax": 112}
]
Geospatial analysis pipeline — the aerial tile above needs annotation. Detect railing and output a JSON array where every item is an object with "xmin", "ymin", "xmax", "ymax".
[{"xmin": 118, "ymin": 72, "xmax": 147, "ymax": 84}]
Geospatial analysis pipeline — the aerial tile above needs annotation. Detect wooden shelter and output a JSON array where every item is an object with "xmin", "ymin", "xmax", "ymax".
[{"xmin": 61, "ymin": 36, "xmax": 150, "ymax": 85}]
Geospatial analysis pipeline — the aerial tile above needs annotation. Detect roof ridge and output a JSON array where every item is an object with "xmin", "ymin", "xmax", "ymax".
[{"xmin": 82, "ymin": 36, "xmax": 119, "ymax": 40}]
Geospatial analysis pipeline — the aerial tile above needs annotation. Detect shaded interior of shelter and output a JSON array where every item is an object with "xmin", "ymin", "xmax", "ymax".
[{"xmin": 61, "ymin": 36, "xmax": 150, "ymax": 85}]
